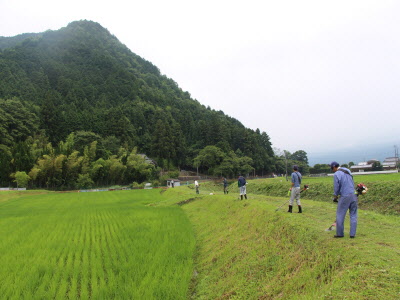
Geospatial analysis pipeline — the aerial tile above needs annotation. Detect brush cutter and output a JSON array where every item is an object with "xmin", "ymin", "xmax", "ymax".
[
  {"xmin": 325, "ymin": 221, "xmax": 336, "ymax": 231},
  {"xmin": 300, "ymin": 184, "xmax": 309, "ymax": 193},
  {"xmin": 278, "ymin": 185, "xmax": 309, "ymax": 212},
  {"xmin": 356, "ymin": 183, "xmax": 368, "ymax": 196},
  {"xmin": 275, "ymin": 200, "xmax": 289, "ymax": 211}
]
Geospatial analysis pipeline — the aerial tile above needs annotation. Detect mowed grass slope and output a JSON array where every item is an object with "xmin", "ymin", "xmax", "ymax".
[
  {"xmin": 0, "ymin": 189, "xmax": 195, "ymax": 299},
  {"xmin": 235, "ymin": 173, "xmax": 400, "ymax": 215},
  {"xmin": 163, "ymin": 185, "xmax": 400, "ymax": 299}
]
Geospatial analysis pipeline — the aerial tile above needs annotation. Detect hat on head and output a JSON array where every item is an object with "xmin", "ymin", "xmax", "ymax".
[
  {"xmin": 293, "ymin": 165, "xmax": 299, "ymax": 171},
  {"xmin": 329, "ymin": 161, "xmax": 339, "ymax": 169}
]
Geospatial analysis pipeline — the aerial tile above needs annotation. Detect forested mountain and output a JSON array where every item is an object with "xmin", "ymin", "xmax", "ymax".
[{"xmin": 0, "ymin": 20, "xmax": 283, "ymax": 188}]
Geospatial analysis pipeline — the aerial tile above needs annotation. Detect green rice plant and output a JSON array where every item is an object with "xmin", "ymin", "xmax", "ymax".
[{"xmin": 0, "ymin": 189, "xmax": 195, "ymax": 299}]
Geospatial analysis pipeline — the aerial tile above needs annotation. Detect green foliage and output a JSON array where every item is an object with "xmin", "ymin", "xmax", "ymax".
[
  {"xmin": 151, "ymin": 180, "xmax": 160, "ymax": 187},
  {"xmin": 166, "ymin": 170, "xmax": 180, "ymax": 179},
  {"xmin": 75, "ymin": 173, "xmax": 94, "ymax": 189},
  {"xmin": 12, "ymin": 171, "xmax": 30, "ymax": 188},
  {"xmin": 193, "ymin": 145, "xmax": 225, "ymax": 171},
  {"xmin": 372, "ymin": 161, "xmax": 383, "ymax": 171},
  {"xmin": 0, "ymin": 98, "xmax": 39, "ymax": 147},
  {"xmin": 291, "ymin": 149, "xmax": 308, "ymax": 164},
  {"xmin": 194, "ymin": 146, "xmax": 255, "ymax": 177},
  {"xmin": 310, "ymin": 163, "xmax": 331, "ymax": 174},
  {"xmin": 131, "ymin": 181, "xmax": 145, "ymax": 189},
  {"xmin": 0, "ymin": 145, "xmax": 12, "ymax": 186}
]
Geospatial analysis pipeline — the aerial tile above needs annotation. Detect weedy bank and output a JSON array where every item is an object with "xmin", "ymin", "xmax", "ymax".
[
  {"xmin": 221, "ymin": 173, "xmax": 400, "ymax": 215},
  {"xmin": 165, "ymin": 184, "xmax": 400, "ymax": 299}
]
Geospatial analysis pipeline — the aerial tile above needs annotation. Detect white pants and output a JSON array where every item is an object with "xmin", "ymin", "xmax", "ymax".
[
  {"xmin": 239, "ymin": 186, "xmax": 246, "ymax": 195},
  {"xmin": 289, "ymin": 187, "xmax": 301, "ymax": 205}
]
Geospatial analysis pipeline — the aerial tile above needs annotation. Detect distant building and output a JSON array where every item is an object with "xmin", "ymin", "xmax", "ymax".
[
  {"xmin": 139, "ymin": 154, "xmax": 157, "ymax": 165},
  {"xmin": 350, "ymin": 161, "xmax": 373, "ymax": 172},
  {"xmin": 382, "ymin": 157, "xmax": 399, "ymax": 170},
  {"xmin": 167, "ymin": 179, "xmax": 180, "ymax": 188}
]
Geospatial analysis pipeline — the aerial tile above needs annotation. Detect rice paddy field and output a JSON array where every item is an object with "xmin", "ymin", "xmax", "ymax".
[
  {"xmin": 1, "ymin": 175, "xmax": 399, "ymax": 299},
  {"xmin": 0, "ymin": 189, "xmax": 195, "ymax": 299}
]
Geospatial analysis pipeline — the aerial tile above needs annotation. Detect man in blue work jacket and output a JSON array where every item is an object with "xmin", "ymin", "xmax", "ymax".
[{"xmin": 330, "ymin": 161, "xmax": 358, "ymax": 238}]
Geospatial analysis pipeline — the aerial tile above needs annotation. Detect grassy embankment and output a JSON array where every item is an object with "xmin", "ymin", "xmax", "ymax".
[
  {"xmin": 231, "ymin": 173, "xmax": 400, "ymax": 215},
  {"xmin": 1, "ymin": 175, "xmax": 399, "ymax": 299},
  {"xmin": 0, "ymin": 189, "xmax": 195, "ymax": 299},
  {"xmin": 162, "ymin": 178, "xmax": 400, "ymax": 299}
]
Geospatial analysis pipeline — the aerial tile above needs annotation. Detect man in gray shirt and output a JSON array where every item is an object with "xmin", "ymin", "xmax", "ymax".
[{"xmin": 288, "ymin": 165, "xmax": 302, "ymax": 213}]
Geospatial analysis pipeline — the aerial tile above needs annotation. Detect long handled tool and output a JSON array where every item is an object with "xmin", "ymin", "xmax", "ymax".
[
  {"xmin": 275, "ymin": 200, "xmax": 289, "ymax": 211},
  {"xmin": 325, "ymin": 221, "xmax": 336, "ymax": 231},
  {"xmin": 277, "ymin": 185, "xmax": 309, "ymax": 212}
]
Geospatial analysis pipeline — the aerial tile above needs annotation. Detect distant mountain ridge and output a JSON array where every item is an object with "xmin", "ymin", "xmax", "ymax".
[
  {"xmin": 0, "ymin": 33, "xmax": 41, "ymax": 49},
  {"xmin": 0, "ymin": 20, "xmax": 274, "ymax": 173}
]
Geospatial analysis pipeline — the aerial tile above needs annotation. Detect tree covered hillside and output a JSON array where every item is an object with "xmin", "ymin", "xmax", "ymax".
[{"xmin": 0, "ymin": 20, "xmax": 287, "ymax": 188}]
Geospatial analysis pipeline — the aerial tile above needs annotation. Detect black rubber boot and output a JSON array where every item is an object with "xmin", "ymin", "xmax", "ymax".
[
  {"xmin": 288, "ymin": 205, "xmax": 293, "ymax": 213},
  {"xmin": 244, "ymin": 194, "xmax": 247, "ymax": 199},
  {"xmin": 240, "ymin": 195, "xmax": 243, "ymax": 200},
  {"xmin": 298, "ymin": 205, "xmax": 302, "ymax": 213}
]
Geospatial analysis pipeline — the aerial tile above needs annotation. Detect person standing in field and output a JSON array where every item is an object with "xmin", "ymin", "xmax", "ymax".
[
  {"xmin": 330, "ymin": 161, "xmax": 358, "ymax": 238},
  {"xmin": 288, "ymin": 165, "xmax": 302, "ymax": 213},
  {"xmin": 195, "ymin": 180, "xmax": 199, "ymax": 194},
  {"xmin": 238, "ymin": 175, "xmax": 247, "ymax": 200},
  {"xmin": 223, "ymin": 177, "xmax": 229, "ymax": 194}
]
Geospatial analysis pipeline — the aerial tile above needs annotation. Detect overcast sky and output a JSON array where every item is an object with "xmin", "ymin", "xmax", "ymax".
[{"xmin": 1, "ymin": 0, "xmax": 399, "ymax": 164}]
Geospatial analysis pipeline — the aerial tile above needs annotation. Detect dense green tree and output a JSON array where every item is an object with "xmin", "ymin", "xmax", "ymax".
[
  {"xmin": 12, "ymin": 171, "xmax": 30, "ymax": 188},
  {"xmin": 125, "ymin": 148, "xmax": 155, "ymax": 183},
  {"xmin": 372, "ymin": 161, "xmax": 383, "ymax": 171},
  {"xmin": 193, "ymin": 146, "xmax": 225, "ymax": 174},
  {"xmin": 76, "ymin": 173, "xmax": 94, "ymax": 189},
  {"xmin": 309, "ymin": 164, "xmax": 331, "ymax": 174},
  {"xmin": 291, "ymin": 150, "xmax": 309, "ymax": 165},
  {"xmin": 11, "ymin": 141, "xmax": 35, "ymax": 173},
  {"xmin": 40, "ymin": 91, "xmax": 63, "ymax": 144},
  {"xmin": 0, "ymin": 98, "xmax": 39, "ymax": 146},
  {"xmin": 0, "ymin": 145, "xmax": 12, "ymax": 186}
]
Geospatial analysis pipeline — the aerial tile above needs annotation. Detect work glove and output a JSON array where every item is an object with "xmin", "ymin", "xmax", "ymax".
[{"xmin": 332, "ymin": 196, "xmax": 338, "ymax": 203}]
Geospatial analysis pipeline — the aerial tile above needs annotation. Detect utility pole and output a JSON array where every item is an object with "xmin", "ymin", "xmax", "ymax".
[{"xmin": 284, "ymin": 150, "xmax": 288, "ymax": 181}]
